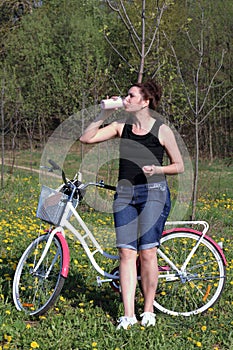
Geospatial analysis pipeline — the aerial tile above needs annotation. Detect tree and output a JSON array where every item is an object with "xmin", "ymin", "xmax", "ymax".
[
  {"xmin": 102, "ymin": 0, "xmax": 233, "ymax": 220},
  {"xmin": 1, "ymin": 0, "xmax": 111, "ymax": 148},
  {"xmin": 163, "ymin": 3, "xmax": 233, "ymax": 219},
  {"xmin": 105, "ymin": 0, "xmax": 173, "ymax": 83}
]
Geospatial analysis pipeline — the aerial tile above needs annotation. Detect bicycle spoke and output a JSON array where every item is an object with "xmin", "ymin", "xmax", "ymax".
[
  {"xmin": 13, "ymin": 234, "xmax": 65, "ymax": 316},
  {"xmin": 154, "ymin": 231, "xmax": 226, "ymax": 316}
]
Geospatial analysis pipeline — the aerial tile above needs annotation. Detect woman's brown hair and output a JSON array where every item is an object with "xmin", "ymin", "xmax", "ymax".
[{"xmin": 132, "ymin": 80, "xmax": 162, "ymax": 110}]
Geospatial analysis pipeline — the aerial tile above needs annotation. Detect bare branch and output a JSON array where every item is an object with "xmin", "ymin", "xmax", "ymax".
[
  {"xmin": 145, "ymin": 3, "xmax": 167, "ymax": 57},
  {"xmin": 163, "ymin": 31, "xmax": 195, "ymax": 114},
  {"xmin": 194, "ymin": 26, "xmax": 204, "ymax": 114},
  {"xmin": 110, "ymin": 76, "xmax": 123, "ymax": 95},
  {"xmin": 198, "ymin": 49, "xmax": 226, "ymax": 115},
  {"xmin": 119, "ymin": 0, "xmax": 141, "ymax": 42},
  {"xmin": 151, "ymin": 62, "xmax": 166, "ymax": 79},
  {"xmin": 177, "ymin": 109, "xmax": 194, "ymax": 125},
  {"xmin": 106, "ymin": 0, "xmax": 141, "ymax": 55},
  {"xmin": 137, "ymin": 0, "xmax": 146, "ymax": 82},
  {"xmin": 185, "ymin": 31, "xmax": 200, "ymax": 54},
  {"xmin": 103, "ymin": 33, "xmax": 135, "ymax": 70},
  {"xmin": 106, "ymin": 0, "xmax": 120, "ymax": 12},
  {"xmin": 199, "ymin": 87, "xmax": 233, "ymax": 125}
]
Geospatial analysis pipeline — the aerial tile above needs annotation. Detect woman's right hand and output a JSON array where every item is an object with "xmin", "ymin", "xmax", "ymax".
[
  {"xmin": 101, "ymin": 96, "xmax": 123, "ymax": 110},
  {"xmin": 79, "ymin": 96, "xmax": 121, "ymax": 144}
]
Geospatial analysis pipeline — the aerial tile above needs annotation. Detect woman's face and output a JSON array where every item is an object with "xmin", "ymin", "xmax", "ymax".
[{"xmin": 123, "ymin": 86, "xmax": 148, "ymax": 112}]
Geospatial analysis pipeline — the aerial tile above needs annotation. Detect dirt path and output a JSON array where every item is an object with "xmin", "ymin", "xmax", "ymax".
[{"xmin": 0, "ymin": 159, "xmax": 60, "ymax": 178}]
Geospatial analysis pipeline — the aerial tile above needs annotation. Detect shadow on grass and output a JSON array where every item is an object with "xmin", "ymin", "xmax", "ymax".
[{"xmin": 61, "ymin": 270, "xmax": 122, "ymax": 320}]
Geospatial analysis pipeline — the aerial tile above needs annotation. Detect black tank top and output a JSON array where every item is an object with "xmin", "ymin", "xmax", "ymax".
[{"xmin": 118, "ymin": 118, "xmax": 165, "ymax": 185}]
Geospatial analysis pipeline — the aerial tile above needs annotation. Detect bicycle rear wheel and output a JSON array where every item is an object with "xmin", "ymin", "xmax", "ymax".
[
  {"xmin": 154, "ymin": 230, "xmax": 226, "ymax": 316},
  {"xmin": 13, "ymin": 233, "xmax": 65, "ymax": 316}
]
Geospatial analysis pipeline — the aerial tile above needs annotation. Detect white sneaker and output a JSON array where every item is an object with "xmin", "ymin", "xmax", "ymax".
[
  {"xmin": 116, "ymin": 316, "xmax": 138, "ymax": 330},
  {"xmin": 140, "ymin": 312, "xmax": 156, "ymax": 327}
]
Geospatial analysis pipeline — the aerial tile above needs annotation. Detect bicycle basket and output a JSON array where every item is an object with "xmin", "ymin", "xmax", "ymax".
[{"xmin": 36, "ymin": 185, "xmax": 69, "ymax": 226}]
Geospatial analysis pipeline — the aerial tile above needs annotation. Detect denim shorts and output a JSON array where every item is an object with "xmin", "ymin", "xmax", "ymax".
[{"xmin": 113, "ymin": 181, "xmax": 171, "ymax": 251}]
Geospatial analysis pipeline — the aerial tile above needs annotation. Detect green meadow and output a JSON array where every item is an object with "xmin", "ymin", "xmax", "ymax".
[{"xmin": 0, "ymin": 156, "xmax": 232, "ymax": 350}]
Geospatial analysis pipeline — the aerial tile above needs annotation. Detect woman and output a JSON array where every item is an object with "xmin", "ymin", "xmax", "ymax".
[{"xmin": 80, "ymin": 80, "xmax": 184, "ymax": 329}]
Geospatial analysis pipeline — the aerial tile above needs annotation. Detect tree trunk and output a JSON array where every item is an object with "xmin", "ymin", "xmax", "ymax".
[
  {"xmin": 1, "ymin": 77, "xmax": 5, "ymax": 189},
  {"xmin": 191, "ymin": 118, "xmax": 199, "ymax": 220},
  {"xmin": 137, "ymin": 0, "xmax": 146, "ymax": 83},
  {"xmin": 209, "ymin": 121, "xmax": 213, "ymax": 163}
]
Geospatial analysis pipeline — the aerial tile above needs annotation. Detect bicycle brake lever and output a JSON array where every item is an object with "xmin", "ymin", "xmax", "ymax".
[
  {"xmin": 40, "ymin": 165, "xmax": 54, "ymax": 172},
  {"xmin": 48, "ymin": 159, "xmax": 61, "ymax": 171}
]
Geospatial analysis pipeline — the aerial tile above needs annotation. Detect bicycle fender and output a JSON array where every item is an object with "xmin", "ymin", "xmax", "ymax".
[
  {"xmin": 55, "ymin": 232, "xmax": 70, "ymax": 278},
  {"xmin": 163, "ymin": 228, "xmax": 227, "ymax": 266}
]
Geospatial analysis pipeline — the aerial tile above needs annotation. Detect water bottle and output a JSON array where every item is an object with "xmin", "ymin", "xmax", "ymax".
[{"xmin": 100, "ymin": 97, "xmax": 124, "ymax": 110}]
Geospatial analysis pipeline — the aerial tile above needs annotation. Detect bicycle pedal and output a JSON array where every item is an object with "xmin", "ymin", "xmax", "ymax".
[
  {"xmin": 158, "ymin": 266, "xmax": 170, "ymax": 272},
  {"xmin": 96, "ymin": 276, "xmax": 112, "ymax": 287}
]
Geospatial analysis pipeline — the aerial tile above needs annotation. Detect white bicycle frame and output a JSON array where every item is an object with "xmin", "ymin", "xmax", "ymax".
[{"xmin": 33, "ymin": 197, "xmax": 211, "ymax": 286}]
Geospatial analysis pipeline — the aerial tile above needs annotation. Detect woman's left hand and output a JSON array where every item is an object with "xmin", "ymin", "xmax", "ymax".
[{"xmin": 142, "ymin": 165, "xmax": 163, "ymax": 176}]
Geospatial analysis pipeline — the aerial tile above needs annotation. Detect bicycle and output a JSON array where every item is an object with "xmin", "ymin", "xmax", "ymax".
[{"xmin": 13, "ymin": 160, "xmax": 227, "ymax": 317}]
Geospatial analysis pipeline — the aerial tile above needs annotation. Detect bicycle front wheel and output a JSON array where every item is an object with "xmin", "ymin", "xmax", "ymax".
[
  {"xmin": 154, "ymin": 230, "xmax": 226, "ymax": 316},
  {"xmin": 13, "ymin": 233, "xmax": 65, "ymax": 316}
]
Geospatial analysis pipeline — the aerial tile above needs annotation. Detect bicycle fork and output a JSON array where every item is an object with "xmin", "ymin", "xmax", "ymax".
[{"xmin": 32, "ymin": 228, "xmax": 70, "ymax": 279}]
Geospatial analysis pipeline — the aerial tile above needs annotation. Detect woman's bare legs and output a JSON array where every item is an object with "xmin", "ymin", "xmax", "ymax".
[
  {"xmin": 140, "ymin": 247, "xmax": 158, "ymax": 312},
  {"xmin": 119, "ymin": 247, "xmax": 158, "ymax": 316},
  {"xmin": 119, "ymin": 248, "xmax": 138, "ymax": 317}
]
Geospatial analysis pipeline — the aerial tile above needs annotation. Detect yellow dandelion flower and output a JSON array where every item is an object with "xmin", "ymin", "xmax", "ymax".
[
  {"xmin": 201, "ymin": 326, "xmax": 207, "ymax": 331},
  {"xmin": 30, "ymin": 341, "xmax": 39, "ymax": 348},
  {"xmin": 92, "ymin": 342, "xmax": 97, "ymax": 347},
  {"xmin": 4, "ymin": 334, "xmax": 12, "ymax": 342},
  {"xmin": 5, "ymin": 310, "xmax": 11, "ymax": 315},
  {"xmin": 26, "ymin": 324, "xmax": 31, "ymax": 329},
  {"xmin": 196, "ymin": 341, "xmax": 202, "ymax": 347}
]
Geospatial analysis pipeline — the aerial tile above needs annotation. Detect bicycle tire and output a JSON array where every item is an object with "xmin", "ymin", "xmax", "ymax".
[
  {"xmin": 153, "ymin": 230, "xmax": 226, "ymax": 316},
  {"xmin": 13, "ymin": 233, "xmax": 65, "ymax": 316}
]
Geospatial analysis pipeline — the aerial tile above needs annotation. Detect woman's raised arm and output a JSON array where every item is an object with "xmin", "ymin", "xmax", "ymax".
[{"xmin": 79, "ymin": 111, "xmax": 122, "ymax": 144}]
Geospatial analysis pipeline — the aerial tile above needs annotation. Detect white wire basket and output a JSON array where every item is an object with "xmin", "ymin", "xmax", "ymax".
[{"xmin": 36, "ymin": 185, "xmax": 69, "ymax": 226}]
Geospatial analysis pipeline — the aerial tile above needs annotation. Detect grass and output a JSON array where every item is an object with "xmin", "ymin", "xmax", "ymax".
[{"xmin": 0, "ymin": 158, "xmax": 233, "ymax": 350}]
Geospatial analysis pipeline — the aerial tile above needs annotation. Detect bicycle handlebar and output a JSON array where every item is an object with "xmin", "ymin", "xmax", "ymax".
[
  {"xmin": 43, "ymin": 160, "xmax": 116, "ymax": 193},
  {"xmin": 96, "ymin": 180, "xmax": 116, "ymax": 191},
  {"xmin": 79, "ymin": 181, "xmax": 116, "ymax": 192}
]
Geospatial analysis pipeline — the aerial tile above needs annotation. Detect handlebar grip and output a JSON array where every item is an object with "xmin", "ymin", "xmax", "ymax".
[
  {"xmin": 102, "ymin": 184, "xmax": 116, "ymax": 191},
  {"xmin": 48, "ymin": 159, "xmax": 61, "ymax": 171},
  {"xmin": 97, "ymin": 182, "xmax": 116, "ymax": 191}
]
